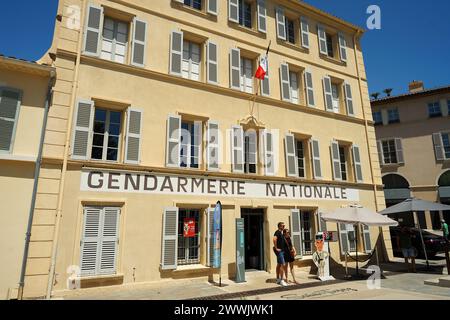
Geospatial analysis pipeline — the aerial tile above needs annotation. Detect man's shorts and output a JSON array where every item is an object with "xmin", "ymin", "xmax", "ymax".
[
  {"xmin": 276, "ymin": 251, "xmax": 286, "ymax": 265},
  {"xmin": 402, "ymin": 247, "xmax": 416, "ymax": 258}
]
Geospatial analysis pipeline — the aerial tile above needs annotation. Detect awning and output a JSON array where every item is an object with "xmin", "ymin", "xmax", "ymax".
[
  {"xmin": 379, "ymin": 197, "xmax": 450, "ymax": 215},
  {"xmin": 321, "ymin": 204, "xmax": 398, "ymax": 227}
]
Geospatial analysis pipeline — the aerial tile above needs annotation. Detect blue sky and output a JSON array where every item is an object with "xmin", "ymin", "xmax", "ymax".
[{"xmin": 0, "ymin": 0, "xmax": 449, "ymax": 96}]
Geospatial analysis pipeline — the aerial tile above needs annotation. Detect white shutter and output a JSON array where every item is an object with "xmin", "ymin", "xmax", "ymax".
[
  {"xmin": 131, "ymin": 18, "xmax": 147, "ymax": 67},
  {"xmin": 304, "ymin": 70, "xmax": 315, "ymax": 107},
  {"xmin": 362, "ymin": 225, "xmax": 372, "ymax": 253},
  {"xmin": 323, "ymin": 76, "xmax": 333, "ymax": 111},
  {"xmin": 285, "ymin": 133, "xmax": 298, "ymax": 177},
  {"xmin": 230, "ymin": 48, "xmax": 241, "ymax": 90},
  {"xmin": 395, "ymin": 138, "xmax": 404, "ymax": 164},
  {"xmin": 80, "ymin": 207, "xmax": 101, "ymax": 276},
  {"xmin": 338, "ymin": 223, "xmax": 350, "ymax": 255},
  {"xmin": 275, "ymin": 7, "xmax": 286, "ymax": 40},
  {"xmin": 381, "ymin": 109, "xmax": 389, "ymax": 125},
  {"xmin": 310, "ymin": 139, "xmax": 322, "ymax": 179},
  {"xmin": 207, "ymin": 41, "xmax": 218, "ymax": 84},
  {"xmin": 229, "ymin": 0, "xmax": 239, "ymax": 23},
  {"xmin": 352, "ymin": 145, "xmax": 363, "ymax": 183},
  {"xmin": 99, "ymin": 207, "xmax": 120, "ymax": 275},
  {"xmin": 166, "ymin": 114, "xmax": 181, "ymax": 167},
  {"xmin": 193, "ymin": 121, "xmax": 203, "ymax": 168},
  {"xmin": 257, "ymin": 0, "xmax": 267, "ymax": 33},
  {"xmin": 207, "ymin": 120, "xmax": 220, "ymax": 171},
  {"xmin": 262, "ymin": 129, "xmax": 275, "ymax": 176},
  {"xmin": 331, "ymin": 140, "xmax": 342, "ymax": 180},
  {"xmin": 0, "ymin": 88, "xmax": 21, "ymax": 153},
  {"xmin": 161, "ymin": 207, "xmax": 179, "ymax": 270},
  {"xmin": 300, "ymin": 17, "xmax": 309, "ymax": 49},
  {"xmin": 83, "ymin": 4, "xmax": 104, "ymax": 56},
  {"xmin": 231, "ymin": 125, "xmax": 244, "ymax": 173},
  {"xmin": 260, "ymin": 58, "xmax": 270, "ymax": 96},
  {"xmin": 338, "ymin": 32, "xmax": 347, "ymax": 62},
  {"xmin": 207, "ymin": 0, "xmax": 218, "ymax": 15},
  {"xmin": 207, "ymin": 208, "xmax": 215, "ymax": 266},
  {"xmin": 344, "ymin": 82, "xmax": 355, "ymax": 116},
  {"xmin": 317, "ymin": 24, "xmax": 327, "ymax": 55},
  {"xmin": 125, "ymin": 108, "xmax": 142, "ymax": 164},
  {"xmin": 377, "ymin": 140, "xmax": 385, "ymax": 166},
  {"xmin": 71, "ymin": 100, "xmax": 94, "ymax": 160},
  {"xmin": 433, "ymin": 133, "xmax": 445, "ymax": 161},
  {"xmin": 290, "ymin": 209, "xmax": 303, "ymax": 259},
  {"xmin": 280, "ymin": 63, "xmax": 291, "ymax": 102},
  {"xmin": 170, "ymin": 30, "xmax": 183, "ymax": 76}
]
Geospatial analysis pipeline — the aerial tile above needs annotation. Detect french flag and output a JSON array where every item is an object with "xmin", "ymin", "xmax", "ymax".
[{"xmin": 255, "ymin": 56, "xmax": 268, "ymax": 80}]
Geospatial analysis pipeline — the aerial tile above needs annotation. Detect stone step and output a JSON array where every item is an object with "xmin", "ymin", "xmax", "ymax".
[
  {"xmin": 438, "ymin": 276, "xmax": 450, "ymax": 287},
  {"xmin": 424, "ymin": 278, "xmax": 440, "ymax": 286}
]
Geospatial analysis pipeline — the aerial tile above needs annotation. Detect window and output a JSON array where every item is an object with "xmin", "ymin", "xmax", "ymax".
[
  {"xmin": 285, "ymin": 18, "xmax": 295, "ymax": 44},
  {"xmin": 184, "ymin": 0, "xmax": 202, "ymax": 10},
  {"xmin": 428, "ymin": 102, "xmax": 442, "ymax": 118},
  {"xmin": 326, "ymin": 33, "xmax": 334, "ymax": 58},
  {"xmin": 331, "ymin": 83, "xmax": 340, "ymax": 113},
  {"xmin": 372, "ymin": 111, "xmax": 382, "ymax": 125},
  {"xmin": 295, "ymin": 140, "xmax": 305, "ymax": 178},
  {"xmin": 101, "ymin": 17, "xmax": 129, "ymax": 64},
  {"xmin": 388, "ymin": 108, "xmax": 400, "ymax": 123},
  {"xmin": 301, "ymin": 211, "xmax": 313, "ymax": 255},
  {"xmin": 180, "ymin": 122, "xmax": 200, "ymax": 168},
  {"xmin": 441, "ymin": 133, "xmax": 450, "ymax": 159},
  {"xmin": 0, "ymin": 88, "xmax": 21, "ymax": 153},
  {"xmin": 177, "ymin": 209, "xmax": 200, "ymax": 265},
  {"xmin": 289, "ymin": 71, "xmax": 299, "ymax": 104},
  {"xmin": 182, "ymin": 40, "xmax": 201, "ymax": 81},
  {"xmin": 238, "ymin": 0, "xmax": 252, "ymax": 28},
  {"xmin": 382, "ymin": 140, "xmax": 398, "ymax": 164},
  {"xmin": 91, "ymin": 109, "xmax": 122, "ymax": 162},
  {"xmin": 244, "ymin": 130, "xmax": 257, "ymax": 174},
  {"xmin": 339, "ymin": 146, "xmax": 347, "ymax": 181},
  {"xmin": 346, "ymin": 224, "xmax": 357, "ymax": 252},
  {"xmin": 240, "ymin": 57, "xmax": 253, "ymax": 93}
]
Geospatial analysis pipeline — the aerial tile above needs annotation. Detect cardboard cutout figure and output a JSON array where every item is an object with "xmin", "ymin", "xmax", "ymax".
[{"xmin": 312, "ymin": 232, "xmax": 334, "ymax": 281}]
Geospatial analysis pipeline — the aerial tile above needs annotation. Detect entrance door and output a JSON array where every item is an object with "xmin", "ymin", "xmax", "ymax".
[{"xmin": 241, "ymin": 209, "xmax": 265, "ymax": 270}]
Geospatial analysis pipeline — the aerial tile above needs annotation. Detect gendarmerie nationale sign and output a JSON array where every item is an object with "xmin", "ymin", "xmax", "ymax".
[{"xmin": 80, "ymin": 170, "xmax": 359, "ymax": 201}]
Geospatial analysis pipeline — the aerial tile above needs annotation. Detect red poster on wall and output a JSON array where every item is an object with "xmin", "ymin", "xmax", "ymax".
[{"xmin": 183, "ymin": 218, "xmax": 196, "ymax": 238}]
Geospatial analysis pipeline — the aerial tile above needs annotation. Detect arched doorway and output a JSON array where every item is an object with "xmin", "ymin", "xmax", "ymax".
[
  {"xmin": 438, "ymin": 170, "xmax": 450, "ymax": 226},
  {"xmin": 382, "ymin": 174, "xmax": 415, "ymax": 227}
]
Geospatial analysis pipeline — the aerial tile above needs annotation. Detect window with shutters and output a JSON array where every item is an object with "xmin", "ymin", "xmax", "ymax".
[
  {"xmin": 91, "ymin": 108, "xmax": 122, "ymax": 162},
  {"xmin": 285, "ymin": 18, "xmax": 296, "ymax": 44},
  {"xmin": 244, "ymin": 129, "xmax": 258, "ymax": 174},
  {"xmin": 289, "ymin": 71, "xmax": 300, "ymax": 104},
  {"xmin": 323, "ymin": 77, "xmax": 354, "ymax": 116},
  {"xmin": 180, "ymin": 121, "xmax": 201, "ymax": 169},
  {"xmin": 183, "ymin": 0, "xmax": 202, "ymax": 10},
  {"xmin": 428, "ymin": 102, "xmax": 442, "ymax": 118},
  {"xmin": 441, "ymin": 133, "xmax": 450, "ymax": 159},
  {"xmin": 177, "ymin": 209, "xmax": 201, "ymax": 265},
  {"xmin": 326, "ymin": 33, "xmax": 335, "ymax": 58},
  {"xmin": 182, "ymin": 40, "xmax": 201, "ymax": 81},
  {"xmin": 381, "ymin": 139, "xmax": 398, "ymax": 164},
  {"xmin": 295, "ymin": 139, "xmax": 306, "ymax": 179},
  {"xmin": 346, "ymin": 224, "xmax": 357, "ymax": 252},
  {"xmin": 339, "ymin": 146, "xmax": 347, "ymax": 181},
  {"xmin": 300, "ymin": 211, "xmax": 314, "ymax": 255},
  {"xmin": 318, "ymin": 25, "xmax": 347, "ymax": 63},
  {"xmin": 240, "ymin": 57, "xmax": 254, "ymax": 94},
  {"xmin": 0, "ymin": 87, "xmax": 21, "ymax": 153},
  {"xmin": 372, "ymin": 111, "xmax": 382, "ymax": 125},
  {"xmin": 101, "ymin": 17, "xmax": 129, "ymax": 64},
  {"xmin": 235, "ymin": 0, "xmax": 254, "ymax": 29},
  {"xmin": 331, "ymin": 83, "xmax": 340, "ymax": 113},
  {"xmin": 387, "ymin": 108, "xmax": 400, "ymax": 124}
]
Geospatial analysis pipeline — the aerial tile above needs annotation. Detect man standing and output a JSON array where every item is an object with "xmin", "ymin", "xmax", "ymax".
[
  {"xmin": 397, "ymin": 226, "xmax": 416, "ymax": 273},
  {"xmin": 441, "ymin": 219, "xmax": 449, "ymax": 241},
  {"xmin": 273, "ymin": 222, "xmax": 288, "ymax": 286}
]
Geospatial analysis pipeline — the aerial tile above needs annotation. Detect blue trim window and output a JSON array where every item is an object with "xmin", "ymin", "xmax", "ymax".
[
  {"xmin": 387, "ymin": 108, "xmax": 400, "ymax": 124},
  {"xmin": 428, "ymin": 102, "xmax": 441, "ymax": 118},
  {"xmin": 372, "ymin": 111, "xmax": 382, "ymax": 125},
  {"xmin": 184, "ymin": 0, "xmax": 202, "ymax": 10}
]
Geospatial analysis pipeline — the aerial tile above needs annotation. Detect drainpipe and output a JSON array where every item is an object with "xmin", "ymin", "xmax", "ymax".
[{"xmin": 18, "ymin": 70, "xmax": 56, "ymax": 300}]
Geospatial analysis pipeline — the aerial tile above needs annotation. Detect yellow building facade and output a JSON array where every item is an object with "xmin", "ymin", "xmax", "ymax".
[{"xmin": 17, "ymin": 0, "xmax": 392, "ymax": 299}]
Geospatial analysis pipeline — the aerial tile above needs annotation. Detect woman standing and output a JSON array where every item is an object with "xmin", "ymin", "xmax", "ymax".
[{"xmin": 283, "ymin": 229, "xmax": 299, "ymax": 284}]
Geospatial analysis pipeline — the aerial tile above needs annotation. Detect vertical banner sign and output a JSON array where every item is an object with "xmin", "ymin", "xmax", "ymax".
[
  {"xmin": 212, "ymin": 201, "xmax": 222, "ymax": 268},
  {"xmin": 235, "ymin": 218, "xmax": 245, "ymax": 283},
  {"xmin": 183, "ymin": 218, "xmax": 195, "ymax": 238}
]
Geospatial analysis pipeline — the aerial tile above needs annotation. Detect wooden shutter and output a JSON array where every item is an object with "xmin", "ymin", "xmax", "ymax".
[
  {"xmin": 71, "ymin": 100, "xmax": 94, "ymax": 160},
  {"xmin": 230, "ymin": 48, "xmax": 241, "ymax": 90},
  {"xmin": 381, "ymin": 109, "xmax": 389, "ymax": 125},
  {"xmin": 285, "ymin": 133, "xmax": 298, "ymax": 177},
  {"xmin": 377, "ymin": 140, "xmax": 385, "ymax": 166},
  {"xmin": 260, "ymin": 58, "xmax": 270, "ymax": 96},
  {"xmin": 304, "ymin": 70, "xmax": 315, "ymax": 107},
  {"xmin": 83, "ymin": 4, "xmax": 103, "ymax": 56},
  {"xmin": 310, "ymin": 139, "xmax": 322, "ymax": 179},
  {"xmin": 193, "ymin": 121, "xmax": 203, "ymax": 168},
  {"xmin": 433, "ymin": 133, "xmax": 445, "ymax": 161},
  {"xmin": 125, "ymin": 108, "xmax": 142, "ymax": 164},
  {"xmin": 207, "ymin": 208, "xmax": 215, "ymax": 266},
  {"xmin": 99, "ymin": 207, "xmax": 120, "ymax": 275},
  {"xmin": 331, "ymin": 140, "xmax": 342, "ymax": 180},
  {"xmin": 207, "ymin": 41, "xmax": 218, "ymax": 84},
  {"xmin": 300, "ymin": 17, "xmax": 309, "ymax": 49},
  {"xmin": 362, "ymin": 225, "xmax": 372, "ymax": 253},
  {"xmin": 352, "ymin": 145, "xmax": 363, "ymax": 183},
  {"xmin": 280, "ymin": 63, "xmax": 291, "ymax": 102},
  {"xmin": 207, "ymin": 120, "xmax": 220, "ymax": 171},
  {"xmin": 131, "ymin": 18, "xmax": 147, "ymax": 67},
  {"xmin": 229, "ymin": 0, "xmax": 239, "ymax": 23},
  {"xmin": 166, "ymin": 114, "xmax": 181, "ymax": 167},
  {"xmin": 170, "ymin": 30, "xmax": 183, "ymax": 76},
  {"xmin": 262, "ymin": 129, "xmax": 275, "ymax": 176},
  {"xmin": 0, "ymin": 88, "xmax": 21, "ymax": 153},
  {"xmin": 208, "ymin": 0, "xmax": 218, "ymax": 15},
  {"xmin": 338, "ymin": 32, "xmax": 347, "ymax": 62},
  {"xmin": 344, "ymin": 82, "xmax": 354, "ymax": 116},
  {"xmin": 161, "ymin": 207, "xmax": 179, "ymax": 270},
  {"xmin": 290, "ymin": 209, "xmax": 303, "ymax": 259},
  {"xmin": 275, "ymin": 7, "xmax": 286, "ymax": 40},
  {"xmin": 257, "ymin": 0, "xmax": 267, "ymax": 33},
  {"xmin": 317, "ymin": 24, "xmax": 327, "ymax": 55},
  {"xmin": 395, "ymin": 138, "xmax": 404, "ymax": 164},
  {"xmin": 80, "ymin": 207, "xmax": 101, "ymax": 276},
  {"xmin": 338, "ymin": 223, "xmax": 350, "ymax": 255},
  {"xmin": 323, "ymin": 76, "xmax": 333, "ymax": 111},
  {"xmin": 317, "ymin": 211, "xmax": 327, "ymax": 232},
  {"xmin": 231, "ymin": 125, "xmax": 244, "ymax": 173}
]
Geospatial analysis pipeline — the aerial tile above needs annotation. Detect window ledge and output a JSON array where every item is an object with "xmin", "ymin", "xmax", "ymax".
[
  {"xmin": 279, "ymin": 41, "xmax": 309, "ymax": 54},
  {"xmin": 0, "ymin": 154, "xmax": 36, "ymax": 163},
  {"xmin": 319, "ymin": 53, "xmax": 346, "ymax": 66},
  {"xmin": 79, "ymin": 273, "xmax": 124, "ymax": 289},
  {"xmin": 174, "ymin": 264, "xmax": 210, "ymax": 272},
  {"xmin": 172, "ymin": 2, "xmax": 215, "ymax": 20},
  {"xmin": 229, "ymin": 22, "xmax": 264, "ymax": 38}
]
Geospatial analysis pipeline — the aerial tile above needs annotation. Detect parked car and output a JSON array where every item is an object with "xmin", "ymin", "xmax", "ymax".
[{"xmin": 390, "ymin": 226, "xmax": 447, "ymax": 258}]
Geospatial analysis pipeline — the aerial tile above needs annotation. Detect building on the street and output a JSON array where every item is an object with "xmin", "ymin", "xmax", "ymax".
[
  {"xmin": 17, "ymin": 0, "xmax": 391, "ymax": 299},
  {"xmin": 371, "ymin": 81, "xmax": 450, "ymax": 230},
  {"xmin": 0, "ymin": 55, "xmax": 55, "ymax": 299}
]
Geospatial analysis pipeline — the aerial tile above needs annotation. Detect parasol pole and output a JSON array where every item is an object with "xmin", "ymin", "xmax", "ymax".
[
  {"xmin": 414, "ymin": 211, "xmax": 429, "ymax": 269},
  {"xmin": 355, "ymin": 223, "xmax": 359, "ymax": 276}
]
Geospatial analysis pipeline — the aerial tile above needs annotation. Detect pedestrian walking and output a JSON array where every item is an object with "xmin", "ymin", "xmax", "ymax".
[
  {"xmin": 441, "ymin": 219, "xmax": 449, "ymax": 241},
  {"xmin": 282, "ymin": 229, "xmax": 299, "ymax": 284},
  {"xmin": 397, "ymin": 226, "xmax": 417, "ymax": 273},
  {"xmin": 273, "ymin": 222, "xmax": 288, "ymax": 286}
]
